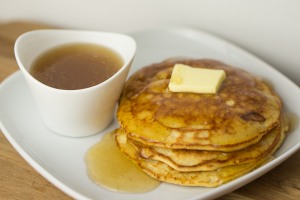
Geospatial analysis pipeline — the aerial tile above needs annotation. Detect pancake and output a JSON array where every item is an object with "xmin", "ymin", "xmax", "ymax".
[
  {"xmin": 115, "ymin": 125, "xmax": 286, "ymax": 187},
  {"xmin": 131, "ymin": 120, "xmax": 285, "ymax": 172},
  {"xmin": 117, "ymin": 59, "xmax": 282, "ymax": 151}
]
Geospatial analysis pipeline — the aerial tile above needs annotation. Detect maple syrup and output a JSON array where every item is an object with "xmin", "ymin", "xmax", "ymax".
[
  {"xmin": 85, "ymin": 131, "xmax": 160, "ymax": 193},
  {"xmin": 30, "ymin": 43, "xmax": 123, "ymax": 90}
]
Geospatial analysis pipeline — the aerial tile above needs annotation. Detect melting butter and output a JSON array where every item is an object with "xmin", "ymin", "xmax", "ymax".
[
  {"xmin": 85, "ymin": 131, "xmax": 160, "ymax": 193},
  {"xmin": 169, "ymin": 64, "xmax": 226, "ymax": 94}
]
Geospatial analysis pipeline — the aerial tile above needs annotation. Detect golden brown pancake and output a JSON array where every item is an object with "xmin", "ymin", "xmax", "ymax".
[
  {"xmin": 117, "ymin": 59, "xmax": 282, "ymax": 151},
  {"xmin": 130, "ymin": 120, "xmax": 284, "ymax": 172},
  {"xmin": 114, "ymin": 124, "xmax": 286, "ymax": 187}
]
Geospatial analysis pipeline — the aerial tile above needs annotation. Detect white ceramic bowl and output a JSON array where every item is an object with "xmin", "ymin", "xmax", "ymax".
[{"xmin": 14, "ymin": 29, "xmax": 136, "ymax": 137}]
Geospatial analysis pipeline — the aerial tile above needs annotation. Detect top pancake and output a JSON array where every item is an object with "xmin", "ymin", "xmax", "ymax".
[{"xmin": 117, "ymin": 59, "xmax": 282, "ymax": 151}]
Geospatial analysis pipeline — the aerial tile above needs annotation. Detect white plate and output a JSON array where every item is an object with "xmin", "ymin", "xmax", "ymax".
[{"xmin": 0, "ymin": 27, "xmax": 300, "ymax": 200}]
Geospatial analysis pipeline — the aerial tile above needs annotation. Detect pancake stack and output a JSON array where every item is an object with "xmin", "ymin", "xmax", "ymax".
[{"xmin": 115, "ymin": 59, "xmax": 288, "ymax": 187}]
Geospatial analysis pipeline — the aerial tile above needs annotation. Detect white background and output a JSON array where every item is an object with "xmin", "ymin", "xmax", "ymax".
[{"xmin": 1, "ymin": 0, "xmax": 299, "ymax": 86}]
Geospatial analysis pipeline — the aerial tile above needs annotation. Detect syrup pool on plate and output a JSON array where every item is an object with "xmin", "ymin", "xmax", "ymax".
[{"xmin": 85, "ymin": 131, "xmax": 161, "ymax": 193}]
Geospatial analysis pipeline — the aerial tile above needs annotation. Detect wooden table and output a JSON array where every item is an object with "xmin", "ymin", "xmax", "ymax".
[{"xmin": 0, "ymin": 21, "xmax": 299, "ymax": 200}]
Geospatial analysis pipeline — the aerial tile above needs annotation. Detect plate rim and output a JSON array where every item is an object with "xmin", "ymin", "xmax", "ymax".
[{"xmin": 0, "ymin": 71, "xmax": 91, "ymax": 200}]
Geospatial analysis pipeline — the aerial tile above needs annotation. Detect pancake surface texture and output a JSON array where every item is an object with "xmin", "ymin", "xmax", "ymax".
[{"xmin": 117, "ymin": 59, "xmax": 282, "ymax": 151}]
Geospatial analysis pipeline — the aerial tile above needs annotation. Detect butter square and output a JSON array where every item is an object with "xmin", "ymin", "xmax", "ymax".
[{"xmin": 169, "ymin": 64, "xmax": 226, "ymax": 94}]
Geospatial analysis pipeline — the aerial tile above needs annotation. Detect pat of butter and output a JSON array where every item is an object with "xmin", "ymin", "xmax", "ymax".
[{"xmin": 169, "ymin": 64, "xmax": 226, "ymax": 94}]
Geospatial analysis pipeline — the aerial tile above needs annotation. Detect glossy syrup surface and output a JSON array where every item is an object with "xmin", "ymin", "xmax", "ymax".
[
  {"xmin": 30, "ymin": 43, "xmax": 123, "ymax": 90},
  {"xmin": 85, "ymin": 131, "xmax": 160, "ymax": 193}
]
